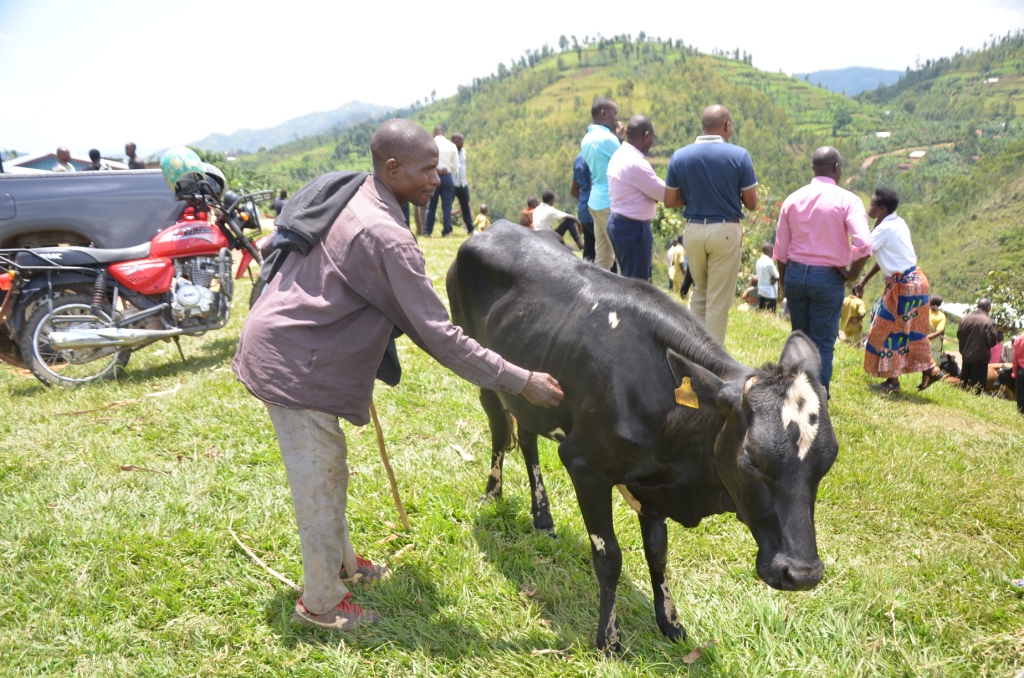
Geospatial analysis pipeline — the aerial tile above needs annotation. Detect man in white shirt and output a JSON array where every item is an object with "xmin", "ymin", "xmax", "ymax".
[
  {"xmin": 531, "ymin": 190, "xmax": 585, "ymax": 249},
  {"xmin": 425, "ymin": 125, "xmax": 459, "ymax": 237},
  {"xmin": 451, "ymin": 133, "xmax": 475, "ymax": 234},
  {"xmin": 755, "ymin": 242, "xmax": 780, "ymax": 312}
]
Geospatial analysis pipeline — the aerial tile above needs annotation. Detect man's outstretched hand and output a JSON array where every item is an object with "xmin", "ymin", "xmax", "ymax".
[{"xmin": 521, "ymin": 371, "xmax": 564, "ymax": 407}]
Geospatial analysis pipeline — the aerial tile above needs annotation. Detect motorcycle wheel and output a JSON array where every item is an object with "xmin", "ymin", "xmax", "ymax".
[
  {"xmin": 249, "ymin": 277, "xmax": 267, "ymax": 309},
  {"xmin": 20, "ymin": 294, "xmax": 132, "ymax": 388}
]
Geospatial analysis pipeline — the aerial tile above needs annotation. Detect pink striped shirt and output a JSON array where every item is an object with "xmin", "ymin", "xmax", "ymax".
[
  {"xmin": 774, "ymin": 177, "xmax": 872, "ymax": 268},
  {"xmin": 607, "ymin": 142, "xmax": 666, "ymax": 221}
]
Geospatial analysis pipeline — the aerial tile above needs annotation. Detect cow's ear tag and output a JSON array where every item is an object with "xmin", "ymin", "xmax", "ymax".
[{"xmin": 675, "ymin": 377, "xmax": 699, "ymax": 408}]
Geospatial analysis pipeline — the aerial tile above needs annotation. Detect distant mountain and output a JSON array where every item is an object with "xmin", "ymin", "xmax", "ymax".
[
  {"xmin": 793, "ymin": 67, "xmax": 904, "ymax": 96},
  {"xmin": 190, "ymin": 101, "xmax": 392, "ymax": 153}
]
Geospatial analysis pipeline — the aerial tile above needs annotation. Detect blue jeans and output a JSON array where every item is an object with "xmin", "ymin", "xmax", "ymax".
[
  {"xmin": 607, "ymin": 213, "xmax": 653, "ymax": 280},
  {"xmin": 784, "ymin": 261, "xmax": 846, "ymax": 392},
  {"xmin": 425, "ymin": 173, "xmax": 455, "ymax": 236}
]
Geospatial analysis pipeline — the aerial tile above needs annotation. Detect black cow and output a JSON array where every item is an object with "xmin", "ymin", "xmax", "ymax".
[{"xmin": 447, "ymin": 222, "xmax": 839, "ymax": 652}]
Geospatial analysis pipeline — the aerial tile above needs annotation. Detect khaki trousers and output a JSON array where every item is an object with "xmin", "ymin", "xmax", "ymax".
[
  {"xmin": 265, "ymin": 403, "xmax": 358, "ymax": 615},
  {"xmin": 591, "ymin": 208, "xmax": 616, "ymax": 271},
  {"xmin": 684, "ymin": 221, "xmax": 742, "ymax": 344}
]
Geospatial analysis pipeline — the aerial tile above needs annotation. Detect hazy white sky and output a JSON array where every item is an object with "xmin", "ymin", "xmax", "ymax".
[{"xmin": 2, "ymin": 0, "xmax": 1022, "ymax": 156}]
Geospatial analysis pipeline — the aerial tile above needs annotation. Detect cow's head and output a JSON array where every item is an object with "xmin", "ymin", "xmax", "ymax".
[{"xmin": 666, "ymin": 331, "xmax": 838, "ymax": 591}]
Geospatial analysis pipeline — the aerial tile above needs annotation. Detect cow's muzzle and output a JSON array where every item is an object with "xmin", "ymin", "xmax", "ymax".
[{"xmin": 761, "ymin": 553, "xmax": 824, "ymax": 591}]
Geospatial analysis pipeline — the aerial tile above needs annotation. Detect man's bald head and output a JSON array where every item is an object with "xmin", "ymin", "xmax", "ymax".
[
  {"xmin": 433, "ymin": 124, "xmax": 446, "ymax": 137},
  {"xmin": 812, "ymin": 146, "xmax": 843, "ymax": 181},
  {"xmin": 701, "ymin": 105, "xmax": 732, "ymax": 137},
  {"xmin": 626, "ymin": 115, "xmax": 656, "ymax": 154},
  {"xmin": 371, "ymin": 119, "xmax": 440, "ymax": 206},
  {"xmin": 56, "ymin": 147, "xmax": 71, "ymax": 163},
  {"xmin": 977, "ymin": 298, "xmax": 992, "ymax": 313},
  {"xmin": 371, "ymin": 119, "xmax": 435, "ymax": 171}
]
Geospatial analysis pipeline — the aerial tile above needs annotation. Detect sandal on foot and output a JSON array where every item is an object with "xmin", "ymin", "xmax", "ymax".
[
  {"xmin": 870, "ymin": 381, "xmax": 901, "ymax": 394},
  {"xmin": 340, "ymin": 554, "xmax": 392, "ymax": 585},
  {"xmin": 293, "ymin": 593, "xmax": 381, "ymax": 630}
]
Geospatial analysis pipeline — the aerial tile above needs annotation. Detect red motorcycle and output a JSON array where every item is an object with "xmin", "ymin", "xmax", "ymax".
[{"xmin": 0, "ymin": 163, "xmax": 268, "ymax": 387}]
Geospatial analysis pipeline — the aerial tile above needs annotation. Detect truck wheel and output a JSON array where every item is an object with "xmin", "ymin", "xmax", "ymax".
[{"xmin": 20, "ymin": 294, "xmax": 131, "ymax": 387}]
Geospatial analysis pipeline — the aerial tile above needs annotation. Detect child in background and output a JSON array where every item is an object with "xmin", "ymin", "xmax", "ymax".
[
  {"xmin": 739, "ymin": 276, "xmax": 759, "ymax": 312},
  {"xmin": 518, "ymin": 197, "xmax": 539, "ymax": 228},
  {"xmin": 473, "ymin": 204, "xmax": 491, "ymax": 232}
]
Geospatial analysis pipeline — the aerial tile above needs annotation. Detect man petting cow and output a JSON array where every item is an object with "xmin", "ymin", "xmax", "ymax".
[
  {"xmin": 233, "ymin": 111, "xmax": 837, "ymax": 652},
  {"xmin": 233, "ymin": 119, "xmax": 563, "ymax": 631}
]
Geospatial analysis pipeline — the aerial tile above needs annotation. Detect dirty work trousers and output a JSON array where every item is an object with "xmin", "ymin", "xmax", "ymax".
[
  {"xmin": 591, "ymin": 208, "xmax": 616, "ymax": 271},
  {"xmin": 265, "ymin": 403, "xmax": 358, "ymax": 615},
  {"xmin": 683, "ymin": 221, "xmax": 742, "ymax": 344}
]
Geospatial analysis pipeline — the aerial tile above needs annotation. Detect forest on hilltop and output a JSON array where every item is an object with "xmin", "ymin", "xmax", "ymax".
[{"xmin": 227, "ymin": 31, "xmax": 1024, "ymax": 303}]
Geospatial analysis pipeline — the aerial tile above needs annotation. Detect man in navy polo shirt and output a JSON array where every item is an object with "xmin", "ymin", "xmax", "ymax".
[{"xmin": 665, "ymin": 105, "xmax": 758, "ymax": 344}]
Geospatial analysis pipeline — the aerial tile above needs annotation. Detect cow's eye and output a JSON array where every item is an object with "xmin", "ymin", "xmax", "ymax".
[{"xmin": 742, "ymin": 454, "xmax": 759, "ymax": 471}]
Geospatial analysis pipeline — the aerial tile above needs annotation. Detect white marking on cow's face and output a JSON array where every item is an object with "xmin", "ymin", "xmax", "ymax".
[
  {"xmin": 615, "ymin": 484, "xmax": 643, "ymax": 514},
  {"xmin": 608, "ymin": 311, "xmax": 619, "ymax": 328},
  {"xmin": 660, "ymin": 582, "xmax": 680, "ymax": 626},
  {"xmin": 592, "ymin": 302, "xmax": 599, "ymax": 311},
  {"xmin": 781, "ymin": 372, "xmax": 820, "ymax": 460},
  {"xmin": 590, "ymin": 533, "xmax": 606, "ymax": 555},
  {"xmin": 548, "ymin": 427, "xmax": 566, "ymax": 442}
]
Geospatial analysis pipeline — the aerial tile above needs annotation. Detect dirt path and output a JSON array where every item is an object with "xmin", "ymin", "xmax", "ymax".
[{"xmin": 859, "ymin": 142, "xmax": 955, "ymax": 171}]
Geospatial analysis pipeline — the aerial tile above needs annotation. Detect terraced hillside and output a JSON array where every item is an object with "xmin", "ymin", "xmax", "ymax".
[{"xmin": 231, "ymin": 32, "xmax": 1023, "ymax": 299}]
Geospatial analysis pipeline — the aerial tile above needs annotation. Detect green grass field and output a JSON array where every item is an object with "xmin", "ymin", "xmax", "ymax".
[{"xmin": 1, "ymin": 233, "xmax": 1023, "ymax": 676}]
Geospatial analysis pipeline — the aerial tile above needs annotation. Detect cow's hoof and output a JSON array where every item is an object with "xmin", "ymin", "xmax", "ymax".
[
  {"xmin": 480, "ymin": 491, "xmax": 502, "ymax": 503},
  {"xmin": 660, "ymin": 621, "xmax": 687, "ymax": 643},
  {"xmin": 533, "ymin": 517, "xmax": 555, "ymax": 534},
  {"xmin": 597, "ymin": 640, "xmax": 623, "ymax": 656}
]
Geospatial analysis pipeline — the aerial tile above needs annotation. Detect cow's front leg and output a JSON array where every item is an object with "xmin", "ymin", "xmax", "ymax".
[
  {"xmin": 639, "ymin": 513, "xmax": 686, "ymax": 643},
  {"xmin": 479, "ymin": 389, "xmax": 512, "ymax": 501},
  {"xmin": 519, "ymin": 429, "xmax": 554, "ymax": 532},
  {"xmin": 569, "ymin": 473, "xmax": 622, "ymax": 654}
]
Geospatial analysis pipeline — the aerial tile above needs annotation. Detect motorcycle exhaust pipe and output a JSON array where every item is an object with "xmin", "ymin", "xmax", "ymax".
[{"xmin": 48, "ymin": 327, "xmax": 185, "ymax": 350}]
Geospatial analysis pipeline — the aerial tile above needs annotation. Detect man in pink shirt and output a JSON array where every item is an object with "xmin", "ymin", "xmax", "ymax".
[
  {"xmin": 774, "ymin": 147, "xmax": 872, "ymax": 393},
  {"xmin": 606, "ymin": 115, "xmax": 666, "ymax": 279}
]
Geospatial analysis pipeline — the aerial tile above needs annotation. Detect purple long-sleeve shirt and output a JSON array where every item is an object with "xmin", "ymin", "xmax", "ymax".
[{"xmin": 233, "ymin": 176, "xmax": 529, "ymax": 425}]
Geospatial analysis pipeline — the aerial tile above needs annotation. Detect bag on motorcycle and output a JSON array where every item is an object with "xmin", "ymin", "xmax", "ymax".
[{"xmin": 259, "ymin": 170, "xmax": 403, "ymax": 387}]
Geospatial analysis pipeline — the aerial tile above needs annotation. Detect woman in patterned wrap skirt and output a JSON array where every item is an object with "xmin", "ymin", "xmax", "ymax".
[{"xmin": 854, "ymin": 188, "xmax": 943, "ymax": 394}]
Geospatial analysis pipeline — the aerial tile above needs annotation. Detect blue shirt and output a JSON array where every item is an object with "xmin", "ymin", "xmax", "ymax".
[
  {"xmin": 572, "ymin": 154, "xmax": 592, "ymax": 222},
  {"xmin": 580, "ymin": 124, "xmax": 620, "ymax": 212},
  {"xmin": 665, "ymin": 136, "xmax": 758, "ymax": 222}
]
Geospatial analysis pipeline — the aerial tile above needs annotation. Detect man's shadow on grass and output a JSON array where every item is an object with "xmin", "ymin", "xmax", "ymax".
[{"xmin": 264, "ymin": 561, "xmax": 490, "ymax": 658}]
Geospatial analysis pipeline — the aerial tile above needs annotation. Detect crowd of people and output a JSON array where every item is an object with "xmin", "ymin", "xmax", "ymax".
[{"xmin": 49, "ymin": 143, "xmax": 147, "ymax": 171}]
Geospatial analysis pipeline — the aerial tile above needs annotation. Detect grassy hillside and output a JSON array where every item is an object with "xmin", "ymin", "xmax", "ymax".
[
  {"xmin": 2, "ymin": 233, "xmax": 1023, "ymax": 676},
  {"xmin": 239, "ymin": 38, "xmax": 879, "ymax": 219},
  {"xmin": 229, "ymin": 32, "xmax": 1024, "ymax": 300}
]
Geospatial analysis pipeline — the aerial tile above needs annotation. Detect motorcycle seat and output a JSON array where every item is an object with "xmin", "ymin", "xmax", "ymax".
[{"xmin": 16, "ymin": 242, "xmax": 152, "ymax": 268}]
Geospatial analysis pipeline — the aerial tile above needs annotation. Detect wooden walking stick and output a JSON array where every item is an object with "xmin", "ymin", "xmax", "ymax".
[{"xmin": 369, "ymin": 399, "xmax": 411, "ymax": 531}]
